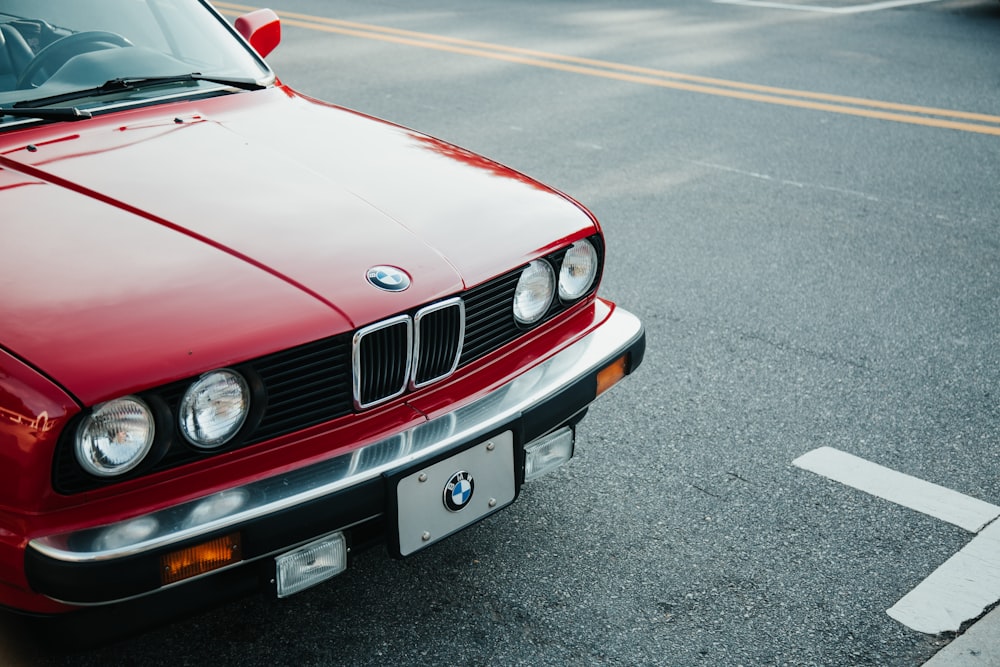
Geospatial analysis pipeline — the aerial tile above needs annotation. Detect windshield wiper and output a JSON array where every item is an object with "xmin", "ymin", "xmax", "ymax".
[
  {"xmin": 13, "ymin": 73, "xmax": 266, "ymax": 109},
  {"xmin": 0, "ymin": 106, "xmax": 92, "ymax": 121},
  {"xmin": 106, "ymin": 73, "xmax": 266, "ymax": 92}
]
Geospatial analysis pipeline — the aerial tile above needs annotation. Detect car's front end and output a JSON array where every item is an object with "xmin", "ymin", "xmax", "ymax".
[{"xmin": 0, "ymin": 0, "xmax": 644, "ymax": 625}]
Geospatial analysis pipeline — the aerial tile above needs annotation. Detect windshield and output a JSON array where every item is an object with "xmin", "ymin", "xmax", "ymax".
[{"xmin": 0, "ymin": 0, "xmax": 272, "ymax": 115}]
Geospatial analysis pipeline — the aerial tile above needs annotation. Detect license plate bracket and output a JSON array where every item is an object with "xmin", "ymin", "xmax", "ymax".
[{"xmin": 391, "ymin": 431, "xmax": 515, "ymax": 557}]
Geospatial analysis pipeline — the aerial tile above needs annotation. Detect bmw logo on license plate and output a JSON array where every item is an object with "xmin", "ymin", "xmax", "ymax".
[{"xmin": 443, "ymin": 471, "xmax": 474, "ymax": 512}]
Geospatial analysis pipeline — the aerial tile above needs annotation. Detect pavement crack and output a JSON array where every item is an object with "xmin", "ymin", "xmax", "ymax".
[
  {"xmin": 737, "ymin": 329, "xmax": 870, "ymax": 371},
  {"xmin": 691, "ymin": 484, "xmax": 724, "ymax": 499}
]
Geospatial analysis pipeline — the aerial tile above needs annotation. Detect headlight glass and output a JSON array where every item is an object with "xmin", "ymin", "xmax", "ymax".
[
  {"xmin": 558, "ymin": 240, "xmax": 599, "ymax": 301},
  {"xmin": 75, "ymin": 397, "xmax": 155, "ymax": 477},
  {"xmin": 179, "ymin": 370, "xmax": 250, "ymax": 449},
  {"xmin": 513, "ymin": 260, "xmax": 555, "ymax": 325}
]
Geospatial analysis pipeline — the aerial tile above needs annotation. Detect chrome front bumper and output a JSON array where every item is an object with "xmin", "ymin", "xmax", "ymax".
[{"xmin": 27, "ymin": 305, "xmax": 644, "ymax": 605}]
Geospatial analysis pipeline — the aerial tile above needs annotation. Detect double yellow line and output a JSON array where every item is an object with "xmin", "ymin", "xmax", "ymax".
[{"xmin": 216, "ymin": 2, "xmax": 1000, "ymax": 136}]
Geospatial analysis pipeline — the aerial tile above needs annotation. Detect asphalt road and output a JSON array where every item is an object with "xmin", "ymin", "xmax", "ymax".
[{"xmin": 9, "ymin": 0, "xmax": 1000, "ymax": 665}]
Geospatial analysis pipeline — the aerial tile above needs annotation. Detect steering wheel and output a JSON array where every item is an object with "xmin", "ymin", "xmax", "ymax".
[{"xmin": 16, "ymin": 31, "xmax": 133, "ymax": 89}]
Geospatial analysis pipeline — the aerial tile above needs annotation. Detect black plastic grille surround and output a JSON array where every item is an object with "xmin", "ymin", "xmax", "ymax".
[
  {"xmin": 252, "ymin": 337, "xmax": 353, "ymax": 442},
  {"xmin": 461, "ymin": 271, "xmax": 521, "ymax": 364},
  {"xmin": 54, "ymin": 236, "xmax": 603, "ymax": 493}
]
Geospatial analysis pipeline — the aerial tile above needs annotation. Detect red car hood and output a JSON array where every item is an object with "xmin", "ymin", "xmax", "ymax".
[{"xmin": 0, "ymin": 86, "xmax": 596, "ymax": 405}]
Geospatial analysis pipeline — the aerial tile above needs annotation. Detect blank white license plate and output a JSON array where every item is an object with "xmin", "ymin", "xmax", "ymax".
[{"xmin": 395, "ymin": 431, "xmax": 515, "ymax": 556}]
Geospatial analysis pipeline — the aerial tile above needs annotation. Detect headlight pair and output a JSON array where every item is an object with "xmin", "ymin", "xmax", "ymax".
[
  {"xmin": 513, "ymin": 239, "xmax": 599, "ymax": 325},
  {"xmin": 75, "ymin": 369, "xmax": 250, "ymax": 478}
]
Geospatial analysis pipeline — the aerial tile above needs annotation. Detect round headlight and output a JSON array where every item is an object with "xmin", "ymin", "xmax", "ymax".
[
  {"xmin": 513, "ymin": 260, "xmax": 555, "ymax": 325},
  {"xmin": 179, "ymin": 370, "xmax": 250, "ymax": 449},
  {"xmin": 558, "ymin": 240, "xmax": 599, "ymax": 301},
  {"xmin": 75, "ymin": 397, "xmax": 155, "ymax": 477}
]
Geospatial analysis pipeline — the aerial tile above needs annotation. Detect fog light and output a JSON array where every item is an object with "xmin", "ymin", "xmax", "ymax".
[
  {"xmin": 524, "ymin": 427, "xmax": 574, "ymax": 482},
  {"xmin": 275, "ymin": 532, "xmax": 347, "ymax": 598},
  {"xmin": 161, "ymin": 533, "xmax": 241, "ymax": 586}
]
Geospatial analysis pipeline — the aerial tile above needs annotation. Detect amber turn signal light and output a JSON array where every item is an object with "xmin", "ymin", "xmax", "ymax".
[
  {"xmin": 161, "ymin": 533, "xmax": 242, "ymax": 586},
  {"xmin": 596, "ymin": 355, "xmax": 628, "ymax": 396}
]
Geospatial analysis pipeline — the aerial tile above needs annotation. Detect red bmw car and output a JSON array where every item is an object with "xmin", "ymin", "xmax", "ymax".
[{"xmin": 0, "ymin": 0, "xmax": 644, "ymax": 628}]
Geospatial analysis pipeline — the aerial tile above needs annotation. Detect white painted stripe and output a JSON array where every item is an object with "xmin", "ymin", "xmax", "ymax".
[
  {"xmin": 714, "ymin": 0, "xmax": 945, "ymax": 14},
  {"xmin": 793, "ymin": 447, "xmax": 1000, "ymax": 533},
  {"xmin": 888, "ymin": 519, "xmax": 1000, "ymax": 635}
]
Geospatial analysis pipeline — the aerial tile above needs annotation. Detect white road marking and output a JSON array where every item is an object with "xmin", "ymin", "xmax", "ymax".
[
  {"xmin": 793, "ymin": 446, "xmax": 1000, "ymax": 635},
  {"xmin": 888, "ymin": 519, "xmax": 1000, "ymax": 634},
  {"xmin": 793, "ymin": 447, "xmax": 1000, "ymax": 533},
  {"xmin": 714, "ymin": 0, "xmax": 946, "ymax": 14}
]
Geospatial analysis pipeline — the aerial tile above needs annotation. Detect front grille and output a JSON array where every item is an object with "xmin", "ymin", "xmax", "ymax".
[
  {"xmin": 413, "ymin": 298, "xmax": 465, "ymax": 388},
  {"xmin": 54, "ymin": 235, "xmax": 603, "ymax": 493},
  {"xmin": 461, "ymin": 271, "xmax": 521, "ymax": 365},
  {"xmin": 354, "ymin": 316, "xmax": 412, "ymax": 408},
  {"xmin": 251, "ymin": 336, "xmax": 353, "ymax": 442}
]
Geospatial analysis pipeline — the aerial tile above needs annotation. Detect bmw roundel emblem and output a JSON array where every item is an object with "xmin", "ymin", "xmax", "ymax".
[
  {"xmin": 443, "ymin": 471, "xmax": 475, "ymax": 512},
  {"xmin": 367, "ymin": 265, "xmax": 411, "ymax": 292}
]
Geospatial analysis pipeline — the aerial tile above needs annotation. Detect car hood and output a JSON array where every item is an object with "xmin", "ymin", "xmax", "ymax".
[{"xmin": 0, "ymin": 86, "xmax": 596, "ymax": 404}]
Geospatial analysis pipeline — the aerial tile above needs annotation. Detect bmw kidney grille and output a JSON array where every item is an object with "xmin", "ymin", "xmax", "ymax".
[{"xmin": 353, "ymin": 299, "xmax": 465, "ymax": 409}]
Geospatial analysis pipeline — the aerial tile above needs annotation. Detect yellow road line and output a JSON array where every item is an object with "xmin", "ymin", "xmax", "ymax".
[{"xmin": 216, "ymin": 2, "xmax": 1000, "ymax": 136}]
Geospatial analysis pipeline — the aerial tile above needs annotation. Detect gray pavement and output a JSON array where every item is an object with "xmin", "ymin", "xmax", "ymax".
[{"xmin": 924, "ymin": 606, "xmax": 1000, "ymax": 667}]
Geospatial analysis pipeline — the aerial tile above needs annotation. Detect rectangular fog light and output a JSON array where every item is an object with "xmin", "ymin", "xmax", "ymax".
[
  {"xmin": 524, "ymin": 427, "xmax": 575, "ymax": 482},
  {"xmin": 275, "ymin": 532, "xmax": 347, "ymax": 598}
]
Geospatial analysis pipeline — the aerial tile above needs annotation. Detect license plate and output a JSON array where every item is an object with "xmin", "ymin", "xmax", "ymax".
[{"xmin": 394, "ymin": 431, "xmax": 515, "ymax": 556}]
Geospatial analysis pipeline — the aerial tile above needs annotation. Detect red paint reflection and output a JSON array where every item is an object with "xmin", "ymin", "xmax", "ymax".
[
  {"xmin": 0, "ymin": 407, "xmax": 53, "ymax": 433},
  {"xmin": 410, "ymin": 133, "xmax": 546, "ymax": 192}
]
